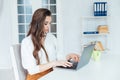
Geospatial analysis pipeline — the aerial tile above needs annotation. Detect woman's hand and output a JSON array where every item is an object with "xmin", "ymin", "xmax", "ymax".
[
  {"xmin": 51, "ymin": 60, "xmax": 73, "ymax": 67},
  {"xmin": 66, "ymin": 53, "xmax": 80, "ymax": 62}
]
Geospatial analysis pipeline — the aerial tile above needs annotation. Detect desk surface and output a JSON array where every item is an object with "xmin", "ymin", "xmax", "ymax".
[{"xmin": 40, "ymin": 54, "xmax": 120, "ymax": 80}]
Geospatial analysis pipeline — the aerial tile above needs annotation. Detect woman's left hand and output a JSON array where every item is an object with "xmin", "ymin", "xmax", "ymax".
[{"xmin": 66, "ymin": 53, "xmax": 80, "ymax": 62}]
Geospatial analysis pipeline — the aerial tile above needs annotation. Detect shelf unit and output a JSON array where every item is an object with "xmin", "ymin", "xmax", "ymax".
[{"xmin": 81, "ymin": 16, "xmax": 109, "ymax": 53}]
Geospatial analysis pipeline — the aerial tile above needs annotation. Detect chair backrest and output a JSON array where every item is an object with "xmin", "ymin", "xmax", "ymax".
[{"xmin": 10, "ymin": 44, "xmax": 27, "ymax": 80}]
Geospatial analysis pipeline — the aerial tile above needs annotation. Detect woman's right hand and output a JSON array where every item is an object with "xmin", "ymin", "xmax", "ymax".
[{"xmin": 51, "ymin": 60, "xmax": 73, "ymax": 68}]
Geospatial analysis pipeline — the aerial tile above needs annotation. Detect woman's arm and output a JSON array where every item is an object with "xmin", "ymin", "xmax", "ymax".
[{"xmin": 39, "ymin": 60, "xmax": 72, "ymax": 73}]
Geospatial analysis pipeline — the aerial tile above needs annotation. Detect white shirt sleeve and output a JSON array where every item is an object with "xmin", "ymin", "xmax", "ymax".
[{"xmin": 21, "ymin": 37, "xmax": 41, "ymax": 75}]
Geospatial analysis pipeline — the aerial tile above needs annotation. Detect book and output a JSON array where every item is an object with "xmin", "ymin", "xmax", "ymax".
[
  {"xmin": 94, "ymin": 41, "xmax": 104, "ymax": 51},
  {"xmin": 83, "ymin": 31, "xmax": 99, "ymax": 34}
]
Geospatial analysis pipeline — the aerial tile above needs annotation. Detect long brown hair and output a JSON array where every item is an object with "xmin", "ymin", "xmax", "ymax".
[{"xmin": 27, "ymin": 8, "xmax": 51, "ymax": 65}]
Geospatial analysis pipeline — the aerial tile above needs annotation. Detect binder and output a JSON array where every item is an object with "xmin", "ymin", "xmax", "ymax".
[
  {"xmin": 101, "ymin": 3, "xmax": 104, "ymax": 16},
  {"xmin": 104, "ymin": 2, "xmax": 107, "ymax": 16},
  {"xmin": 94, "ymin": 2, "xmax": 107, "ymax": 16},
  {"xmin": 94, "ymin": 3, "xmax": 97, "ymax": 16}
]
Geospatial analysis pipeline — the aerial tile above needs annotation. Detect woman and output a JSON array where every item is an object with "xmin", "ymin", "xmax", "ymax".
[{"xmin": 21, "ymin": 8, "xmax": 79, "ymax": 80}]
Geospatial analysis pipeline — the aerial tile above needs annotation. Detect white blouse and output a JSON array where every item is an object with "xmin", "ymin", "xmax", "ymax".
[{"xmin": 21, "ymin": 33, "xmax": 65, "ymax": 75}]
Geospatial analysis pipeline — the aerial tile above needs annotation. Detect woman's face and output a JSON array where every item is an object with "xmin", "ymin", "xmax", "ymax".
[{"xmin": 43, "ymin": 16, "xmax": 52, "ymax": 33}]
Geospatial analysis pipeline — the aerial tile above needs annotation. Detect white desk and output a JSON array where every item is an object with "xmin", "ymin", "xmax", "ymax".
[{"xmin": 40, "ymin": 54, "xmax": 120, "ymax": 80}]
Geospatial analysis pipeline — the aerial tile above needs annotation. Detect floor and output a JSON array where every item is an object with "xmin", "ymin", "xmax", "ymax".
[{"xmin": 0, "ymin": 68, "xmax": 15, "ymax": 80}]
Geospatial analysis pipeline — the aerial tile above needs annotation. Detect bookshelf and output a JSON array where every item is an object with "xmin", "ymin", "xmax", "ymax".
[{"xmin": 81, "ymin": 16, "xmax": 109, "ymax": 53}]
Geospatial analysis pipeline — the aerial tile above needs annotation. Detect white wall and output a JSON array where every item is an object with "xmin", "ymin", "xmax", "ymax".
[
  {"xmin": 108, "ymin": 0, "xmax": 120, "ymax": 54},
  {"xmin": 60, "ymin": 0, "xmax": 120, "ymax": 55},
  {"xmin": 60, "ymin": 0, "xmax": 95, "ymax": 54},
  {"xmin": 0, "ymin": 0, "xmax": 12, "ymax": 68},
  {"xmin": 60, "ymin": 0, "xmax": 82, "ymax": 55}
]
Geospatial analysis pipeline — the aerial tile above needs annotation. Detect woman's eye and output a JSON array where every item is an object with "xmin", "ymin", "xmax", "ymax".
[
  {"xmin": 44, "ymin": 23, "xmax": 47, "ymax": 25},
  {"xmin": 44, "ymin": 22, "xmax": 51, "ymax": 25}
]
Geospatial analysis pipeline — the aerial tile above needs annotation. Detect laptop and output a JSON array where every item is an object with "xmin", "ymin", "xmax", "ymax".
[{"xmin": 57, "ymin": 44, "xmax": 95, "ymax": 70}]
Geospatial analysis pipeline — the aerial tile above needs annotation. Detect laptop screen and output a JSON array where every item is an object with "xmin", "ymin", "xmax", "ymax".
[{"xmin": 76, "ymin": 44, "xmax": 95, "ymax": 70}]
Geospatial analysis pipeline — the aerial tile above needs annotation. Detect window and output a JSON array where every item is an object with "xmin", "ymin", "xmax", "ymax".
[
  {"xmin": 42, "ymin": 0, "xmax": 57, "ymax": 37},
  {"xmin": 17, "ymin": 0, "xmax": 32, "ymax": 43},
  {"xmin": 17, "ymin": 0, "xmax": 57, "ymax": 43}
]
